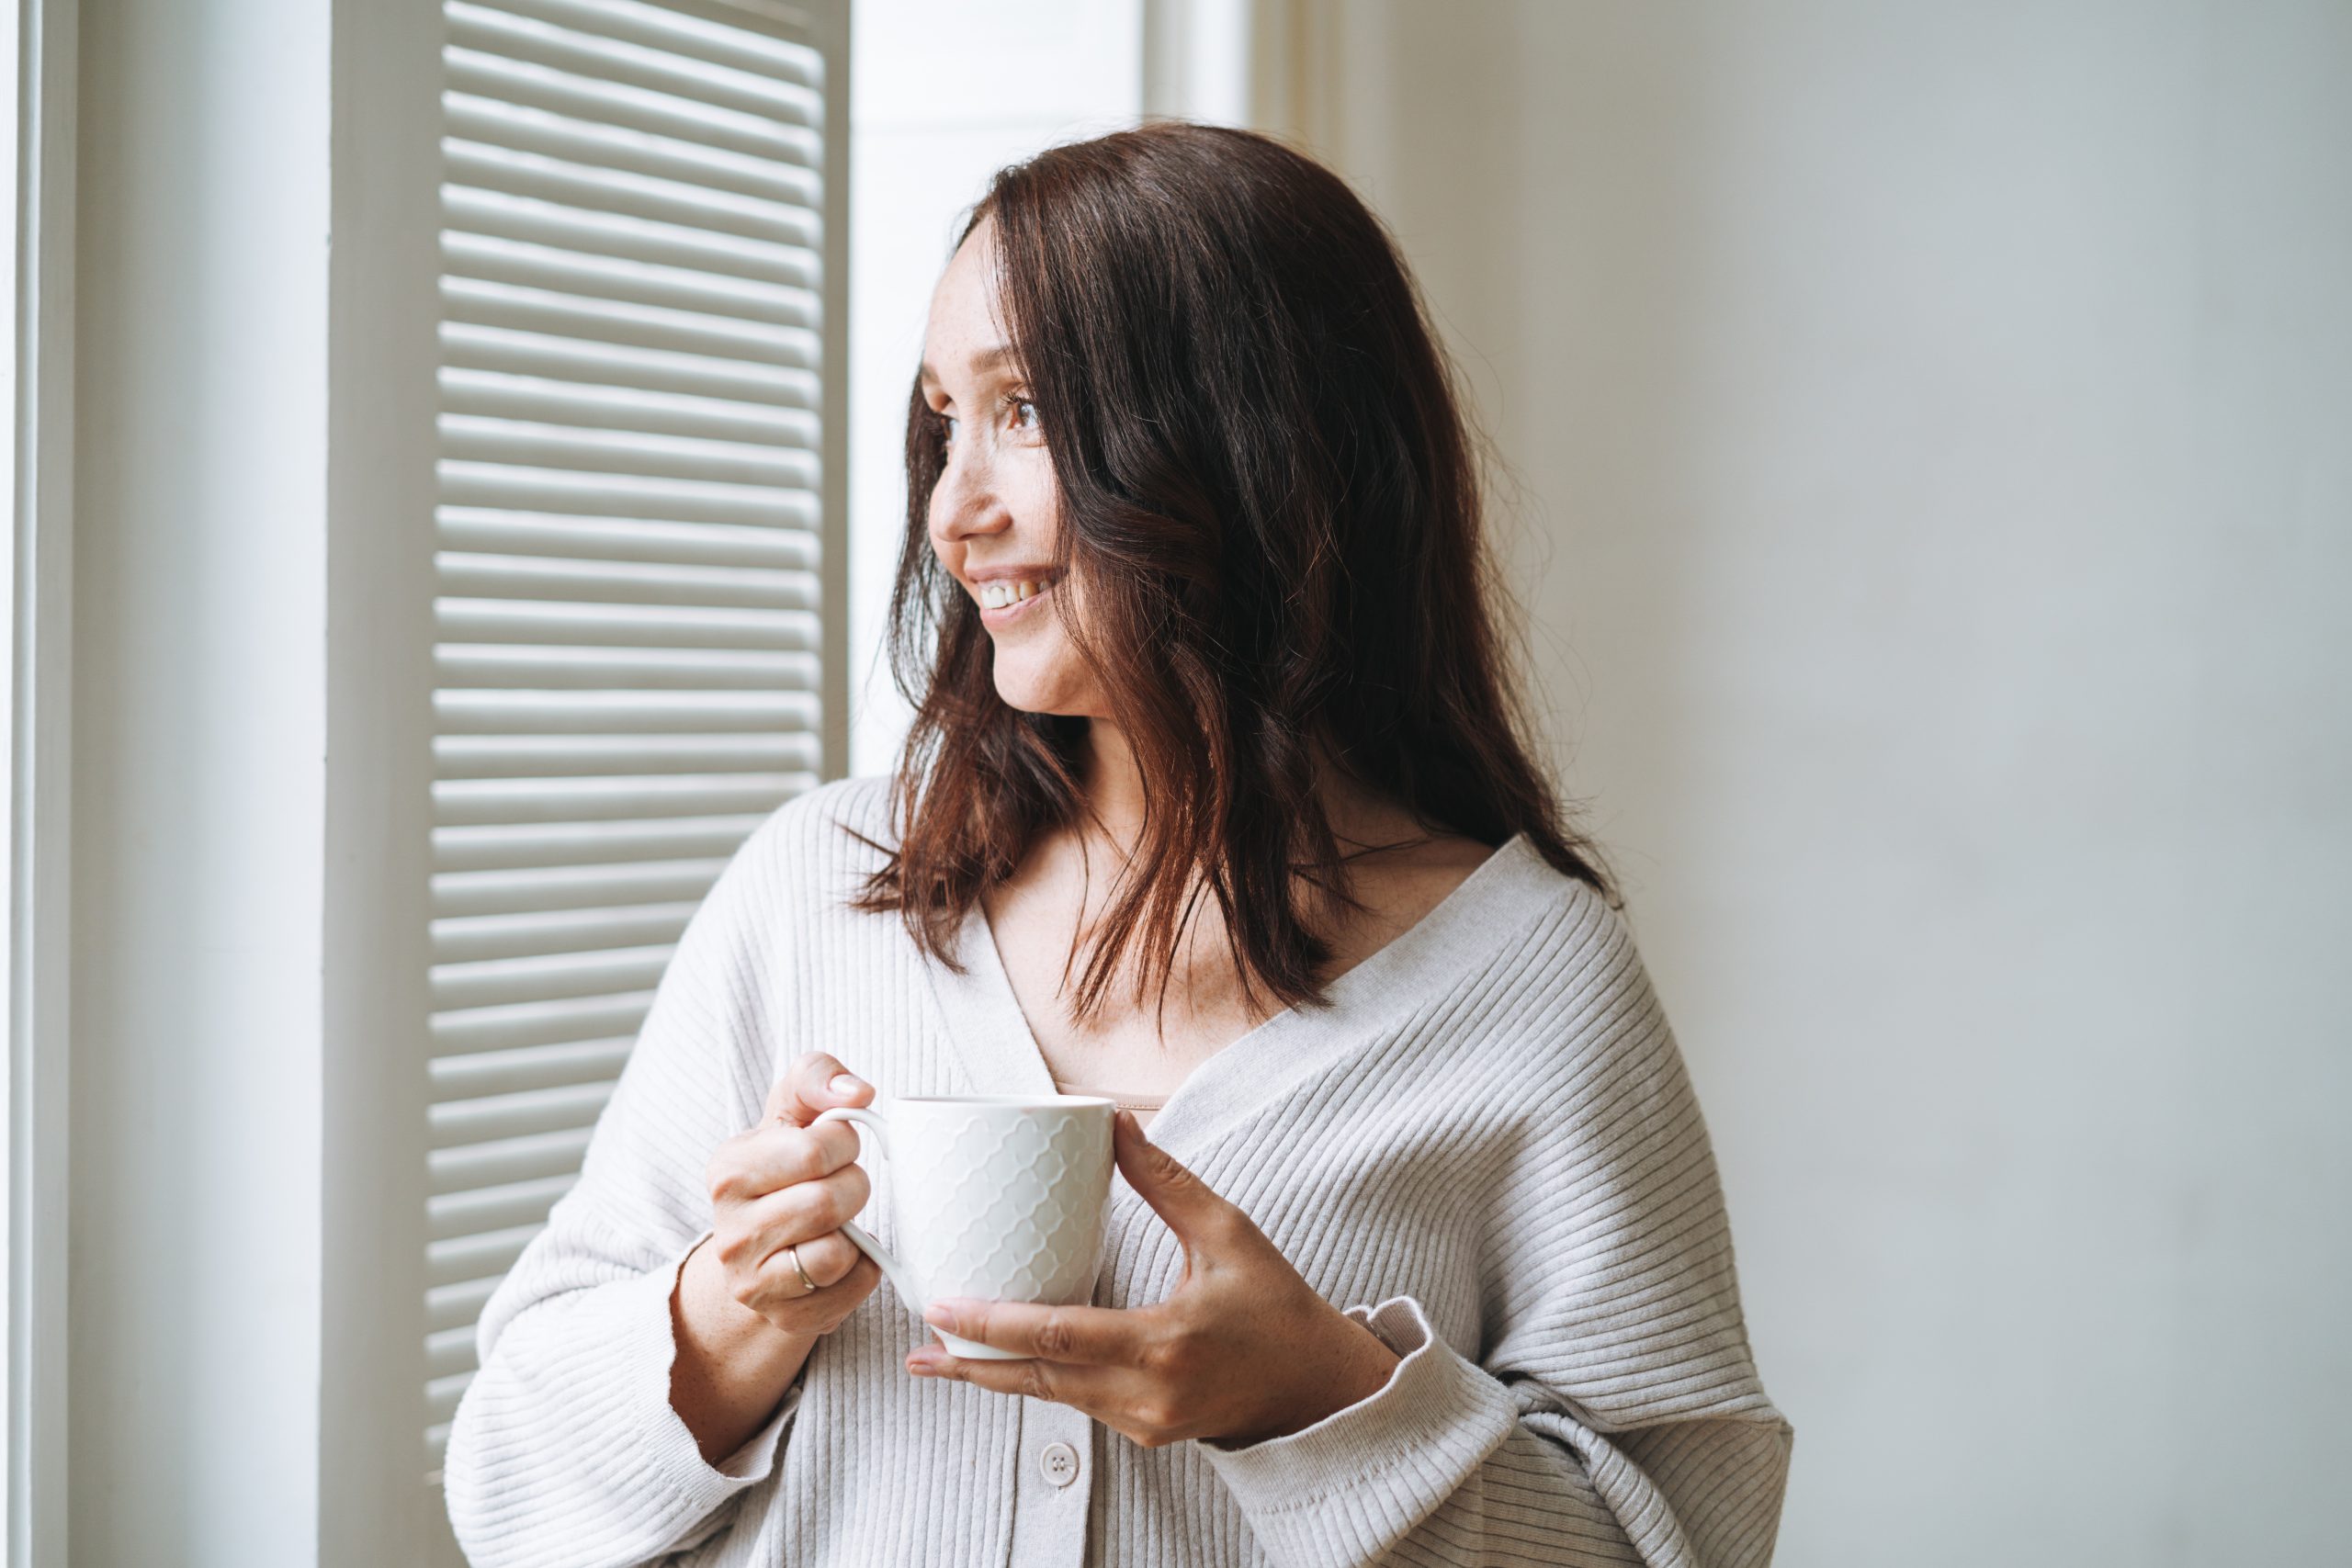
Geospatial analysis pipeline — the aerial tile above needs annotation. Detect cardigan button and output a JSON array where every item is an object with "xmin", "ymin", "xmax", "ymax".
[{"xmin": 1039, "ymin": 1439, "xmax": 1080, "ymax": 1487}]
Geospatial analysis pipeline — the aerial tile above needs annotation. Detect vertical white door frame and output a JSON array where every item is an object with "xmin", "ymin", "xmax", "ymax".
[
  {"xmin": 6, "ymin": 0, "xmax": 71, "ymax": 1562},
  {"xmin": 322, "ymin": 0, "xmax": 442, "ymax": 1561}
]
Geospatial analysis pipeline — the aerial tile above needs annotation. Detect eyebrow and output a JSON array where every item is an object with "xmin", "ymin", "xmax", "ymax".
[{"xmin": 917, "ymin": 344, "xmax": 1022, "ymax": 389}]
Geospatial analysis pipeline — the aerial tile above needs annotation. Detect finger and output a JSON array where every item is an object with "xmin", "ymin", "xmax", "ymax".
[
  {"xmin": 749, "ymin": 1247, "xmax": 881, "ymax": 1325},
  {"xmin": 1113, "ymin": 1109, "xmax": 1239, "ymax": 1250},
  {"xmin": 755, "ymin": 1227, "xmax": 862, "ymax": 1292},
  {"xmin": 762, "ymin": 1053, "xmax": 875, "ymax": 1128},
  {"xmin": 904, "ymin": 1347, "xmax": 1130, "ymax": 1413},
  {"xmin": 921, "ymin": 1297, "xmax": 1148, "ymax": 1367},
  {"xmin": 743, "ymin": 1160, "xmax": 871, "ymax": 1247},
  {"xmin": 736, "ymin": 1117, "xmax": 864, "ymax": 1193}
]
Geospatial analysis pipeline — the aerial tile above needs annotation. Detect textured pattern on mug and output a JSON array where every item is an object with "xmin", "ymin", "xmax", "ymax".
[{"xmin": 896, "ymin": 1111, "xmax": 1112, "ymax": 1303}]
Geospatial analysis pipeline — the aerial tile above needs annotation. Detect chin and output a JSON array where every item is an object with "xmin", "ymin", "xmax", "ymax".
[{"xmin": 989, "ymin": 655, "xmax": 1091, "ymax": 718}]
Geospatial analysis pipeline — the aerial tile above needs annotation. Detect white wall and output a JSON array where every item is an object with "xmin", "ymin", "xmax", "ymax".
[
  {"xmin": 1287, "ymin": 3, "xmax": 2351, "ymax": 1562},
  {"xmin": 846, "ymin": 0, "xmax": 1143, "ymax": 775}
]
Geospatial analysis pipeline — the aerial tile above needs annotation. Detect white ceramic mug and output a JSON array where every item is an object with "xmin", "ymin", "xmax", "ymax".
[{"xmin": 811, "ymin": 1094, "xmax": 1115, "ymax": 1359}]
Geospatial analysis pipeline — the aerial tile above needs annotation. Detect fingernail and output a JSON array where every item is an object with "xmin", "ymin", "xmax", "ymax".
[
  {"xmin": 830, "ymin": 1072, "xmax": 864, "ymax": 1095},
  {"xmin": 906, "ymin": 1352, "xmax": 938, "ymax": 1375},
  {"xmin": 922, "ymin": 1303, "xmax": 956, "ymax": 1329}
]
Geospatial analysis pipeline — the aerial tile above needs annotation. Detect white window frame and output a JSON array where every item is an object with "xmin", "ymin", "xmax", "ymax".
[{"xmin": 7, "ymin": 0, "xmax": 74, "ymax": 1561}]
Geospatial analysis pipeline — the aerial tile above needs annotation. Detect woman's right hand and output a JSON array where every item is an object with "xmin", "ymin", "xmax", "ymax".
[{"xmin": 699, "ymin": 1051, "xmax": 886, "ymax": 1337}]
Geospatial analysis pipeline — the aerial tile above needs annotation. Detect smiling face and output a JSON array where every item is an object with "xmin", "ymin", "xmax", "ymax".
[{"xmin": 921, "ymin": 219, "xmax": 1106, "ymax": 721}]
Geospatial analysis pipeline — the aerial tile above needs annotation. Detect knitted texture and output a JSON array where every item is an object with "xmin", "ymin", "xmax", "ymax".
[{"xmin": 444, "ymin": 774, "xmax": 1792, "ymax": 1567}]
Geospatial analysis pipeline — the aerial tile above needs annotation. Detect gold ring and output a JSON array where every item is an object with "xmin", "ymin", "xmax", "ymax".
[{"xmin": 787, "ymin": 1242, "xmax": 819, "ymax": 1296}]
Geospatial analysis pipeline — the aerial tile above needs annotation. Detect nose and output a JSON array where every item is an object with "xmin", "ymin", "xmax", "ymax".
[{"xmin": 928, "ymin": 436, "xmax": 1012, "ymax": 552}]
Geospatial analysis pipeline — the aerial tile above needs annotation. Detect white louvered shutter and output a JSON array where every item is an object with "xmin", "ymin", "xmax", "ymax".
[{"xmin": 422, "ymin": 0, "xmax": 848, "ymax": 1489}]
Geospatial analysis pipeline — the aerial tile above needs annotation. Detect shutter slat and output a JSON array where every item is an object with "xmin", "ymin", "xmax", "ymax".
[
  {"xmin": 435, "ymin": 773, "xmax": 798, "ymax": 823},
  {"xmin": 436, "ymin": 508, "xmax": 819, "ymax": 568},
  {"xmin": 440, "ymin": 369, "xmax": 816, "ymax": 450},
  {"xmin": 442, "ymin": 234, "xmax": 813, "ymax": 340},
  {"xmin": 435, "ymin": 548, "xmax": 818, "ymax": 608},
  {"xmin": 435, "ymin": 808, "xmax": 774, "ymax": 866},
  {"xmin": 444, "ymin": 139, "xmax": 820, "ymax": 251},
  {"xmin": 435, "ymin": 642, "xmax": 817, "ymax": 690},
  {"xmin": 439, "ymin": 417, "xmax": 816, "ymax": 489},
  {"xmin": 428, "ymin": 1224, "xmax": 546, "ymax": 1289},
  {"xmin": 434, "ymin": 732, "xmax": 820, "ymax": 778},
  {"xmin": 431, "ymin": 1126, "xmax": 597, "ymax": 1199},
  {"xmin": 430, "ymin": 1035, "xmax": 639, "ymax": 1097},
  {"xmin": 430, "ymin": 992, "xmax": 655, "ymax": 1058},
  {"xmin": 436, "ymin": 689, "xmax": 816, "ymax": 735},
  {"xmin": 434, "ymin": 904, "xmax": 697, "ymax": 962},
  {"xmin": 428, "ymin": 1371, "xmax": 476, "ymax": 1427},
  {"xmin": 442, "ymin": 318, "xmax": 816, "ymax": 404},
  {"xmin": 432, "ymin": 943, "xmax": 675, "ymax": 1009},
  {"xmin": 444, "ymin": 184, "xmax": 813, "ymax": 292},
  {"xmin": 438, "ymin": 459, "xmax": 818, "ymax": 529},
  {"xmin": 427, "ymin": 1274, "xmax": 505, "ymax": 1336},
  {"xmin": 435, "ymin": 596, "xmax": 817, "ymax": 649},
  {"xmin": 445, "ymin": 91, "xmax": 817, "ymax": 209},
  {"xmin": 429, "ymin": 1172, "xmax": 581, "ymax": 1242},
  {"xmin": 428, "ymin": 1324, "xmax": 479, "ymax": 1382},
  {"xmin": 433, "ymin": 857, "xmax": 726, "ymax": 918},
  {"xmin": 435, "ymin": 814, "xmax": 763, "ymax": 873},
  {"xmin": 447, "ymin": 3, "xmax": 820, "ymax": 128},
  {"xmin": 490, "ymin": 0, "xmax": 822, "ymax": 91},
  {"xmin": 442, "ymin": 273, "xmax": 818, "ymax": 368},
  {"xmin": 445, "ymin": 47, "xmax": 816, "ymax": 168},
  {"xmin": 431, "ymin": 1081, "xmax": 616, "ymax": 1148}
]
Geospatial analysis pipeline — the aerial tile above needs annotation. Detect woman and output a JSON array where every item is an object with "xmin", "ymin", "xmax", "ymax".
[{"xmin": 447, "ymin": 122, "xmax": 1791, "ymax": 1567}]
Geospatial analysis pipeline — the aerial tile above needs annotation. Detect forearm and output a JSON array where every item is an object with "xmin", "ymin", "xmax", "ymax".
[
  {"xmin": 1201, "ymin": 1296, "xmax": 1792, "ymax": 1568},
  {"xmin": 669, "ymin": 1234, "xmax": 819, "ymax": 1464}
]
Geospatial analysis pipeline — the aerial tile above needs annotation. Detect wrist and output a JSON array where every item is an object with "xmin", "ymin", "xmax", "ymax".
[
  {"xmin": 678, "ymin": 1233, "xmax": 812, "ymax": 1355},
  {"xmin": 1224, "ymin": 1303, "xmax": 1402, "ymax": 1449}
]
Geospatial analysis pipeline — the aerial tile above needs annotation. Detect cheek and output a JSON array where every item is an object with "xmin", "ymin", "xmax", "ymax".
[{"xmin": 1004, "ymin": 449, "xmax": 1061, "ymax": 536}]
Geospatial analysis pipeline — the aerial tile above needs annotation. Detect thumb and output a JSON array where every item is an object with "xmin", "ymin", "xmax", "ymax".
[
  {"xmin": 763, "ymin": 1052, "xmax": 873, "ymax": 1128},
  {"xmin": 1114, "ymin": 1109, "xmax": 1234, "ymax": 1249}
]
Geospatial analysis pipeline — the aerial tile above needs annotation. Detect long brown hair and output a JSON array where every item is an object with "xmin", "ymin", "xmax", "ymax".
[{"xmin": 849, "ymin": 120, "xmax": 1612, "ymax": 1031}]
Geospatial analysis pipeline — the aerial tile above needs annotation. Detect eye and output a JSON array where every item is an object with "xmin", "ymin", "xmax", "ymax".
[{"xmin": 1007, "ymin": 396, "xmax": 1042, "ymax": 436}]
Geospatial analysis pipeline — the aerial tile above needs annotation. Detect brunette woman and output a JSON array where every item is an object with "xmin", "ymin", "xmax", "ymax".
[{"xmin": 447, "ymin": 122, "xmax": 1792, "ymax": 1568}]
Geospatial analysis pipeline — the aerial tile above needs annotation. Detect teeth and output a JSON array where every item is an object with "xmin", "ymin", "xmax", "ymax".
[{"xmin": 978, "ymin": 578, "xmax": 1049, "ymax": 609}]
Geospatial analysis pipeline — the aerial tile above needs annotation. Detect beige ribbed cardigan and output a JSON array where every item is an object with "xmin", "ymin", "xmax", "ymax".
[{"xmin": 443, "ymin": 774, "xmax": 1792, "ymax": 1566}]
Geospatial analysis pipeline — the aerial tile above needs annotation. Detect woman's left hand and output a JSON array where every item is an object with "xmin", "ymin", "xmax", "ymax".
[{"xmin": 905, "ymin": 1110, "xmax": 1402, "ymax": 1450}]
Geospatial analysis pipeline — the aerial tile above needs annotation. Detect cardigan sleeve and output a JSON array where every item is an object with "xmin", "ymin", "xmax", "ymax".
[
  {"xmin": 442, "ymin": 807, "xmax": 805, "ymax": 1568},
  {"xmin": 1198, "ymin": 906, "xmax": 1793, "ymax": 1567}
]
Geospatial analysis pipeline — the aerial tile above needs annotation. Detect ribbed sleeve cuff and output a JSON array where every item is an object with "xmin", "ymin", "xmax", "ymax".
[
  {"xmin": 648, "ymin": 1228, "xmax": 803, "ymax": 1489},
  {"xmin": 446, "ymin": 1228, "xmax": 804, "ymax": 1568},
  {"xmin": 1196, "ymin": 1295, "xmax": 1519, "ymax": 1568}
]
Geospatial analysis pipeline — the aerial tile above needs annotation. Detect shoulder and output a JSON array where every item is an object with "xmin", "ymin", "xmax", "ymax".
[
  {"xmin": 1487, "ymin": 845, "xmax": 1674, "ymax": 1073},
  {"xmin": 771, "ymin": 771, "xmax": 896, "ymax": 842},
  {"xmin": 697, "ymin": 773, "xmax": 902, "ymax": 931}
]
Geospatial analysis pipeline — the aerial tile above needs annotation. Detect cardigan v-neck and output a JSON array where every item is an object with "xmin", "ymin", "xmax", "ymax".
[{"xmin": 925, "ymin": 829, "xmax": 1561, "ymax": 1164}]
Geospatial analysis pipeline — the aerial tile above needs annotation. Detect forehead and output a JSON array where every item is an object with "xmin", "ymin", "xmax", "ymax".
[{"xmin": 920, "ymin": 220, "xmax": 1016, "ymax": 383}]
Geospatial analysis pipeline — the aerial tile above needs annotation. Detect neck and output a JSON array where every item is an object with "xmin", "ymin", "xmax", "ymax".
[
  {"xmin": 1077, "ymin": 719, "xmax": 1148, "ymax": 851},
  {"xmin": 1074, "ymin": 719, "xmax": 1431, "ymax": 861}
]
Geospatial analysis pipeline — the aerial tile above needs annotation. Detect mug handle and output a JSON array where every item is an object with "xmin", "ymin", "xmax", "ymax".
[{"xmin": 808, "ymin": 1105, "xmax": 927, "ymax": 1317}]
